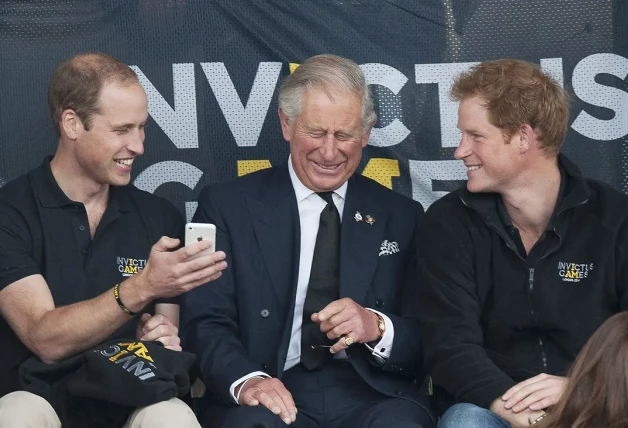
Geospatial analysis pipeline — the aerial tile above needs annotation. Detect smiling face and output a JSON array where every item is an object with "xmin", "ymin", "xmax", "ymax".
[
  {"xmin": 73, "ymin": 82, "xmax": 148, "ymax": 187},
  {"xmin": 280, "ymin": 88, "xmax": 371, "ymax": 192},
  {"xmin": 455, "ymin": 96, "xmax": 522, "ymax": 194}
]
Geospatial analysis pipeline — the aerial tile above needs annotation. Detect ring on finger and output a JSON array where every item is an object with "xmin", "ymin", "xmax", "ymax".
[{"xmin": 343, "ymin": 336, "xmax": 355, "ymax": 347}]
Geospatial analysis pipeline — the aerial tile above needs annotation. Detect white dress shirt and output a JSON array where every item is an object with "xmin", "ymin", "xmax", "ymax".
[{"xmin": 229, "ymin": 157, "xmax": 395, "ymax": 402}]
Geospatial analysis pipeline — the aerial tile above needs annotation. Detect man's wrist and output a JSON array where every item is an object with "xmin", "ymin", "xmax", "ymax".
[
  {"xmin": 118, "ymin": 276, "xmax": 152, "ymax": 314},
  {"xmin": 235, "ymin": 377, "xmax": 262, "ymax": 404}
]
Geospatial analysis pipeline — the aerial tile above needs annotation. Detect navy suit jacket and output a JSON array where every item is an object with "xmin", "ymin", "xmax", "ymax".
[{"xmin": 181, "ymin": 163, "xmax": 428, "ymax": 410}]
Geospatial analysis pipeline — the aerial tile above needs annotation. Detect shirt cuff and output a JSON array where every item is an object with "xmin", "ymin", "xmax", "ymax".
[
  {"xmin": 229, "ymin": 371, "xmax": 270, "ymax": 403},
  {"xmin": 364, "ymin": 309, "xmax": 394, "ymax": 362}
]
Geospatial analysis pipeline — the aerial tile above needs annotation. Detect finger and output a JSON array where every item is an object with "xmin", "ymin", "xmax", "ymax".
[
  {"xmin": 313, "ymin": 299, "xmax": 349, "ymax": 323},
  {"xmin": 529, "ymin": 394, "xmax": 561, "ymax": 411},
  {"xmin": 179, "ymin": 240, "xmax": 218, "ymax": 261},
  {"xmin": 164, "ymin": 344, "xmax": 182, "ymax": 352},
  {"xmin": 178, "ymin": 261, "xmax": 228, "ymax": 289},
  {"xmin": 141, "ymin": 324, "xmax": 178, "ymax": 341},
  {"xmin": 511, "ymin": 388, "xmax": 558, "ymax": 413},
  {"xmin": 504, "ymin": 380, "xmax": 553, "ymax": 410},
  {"xmin": 184, "ymin": 251, "xmax": 227, "ymax": 273},
  {"xmin": 137, "ymin": 313, "xmax": 152, "ymax": 333},
  {"xmin": 502, "ymin": 373, "xmax": 548, "ymax": 400},
  {"xmin": 266, "ymin": 388, "xmax": 292, "ymax": 424},
  {"xmin": 142, "ymin": 313, "xmax": 169, "ymax": 331},
  {"xmin": 326, "ymin": 320, "xmax": 354, "ymax": 340},
  {"xmin": 241, "ymin": 390, "xmax": 260, "ymax": 406},
  {"xmin": 330, "ymin": 331, "xmax": 357, "ymax": 354},
  {"xmin": 254, "ymin": 390, "xmax": 283, "ymax": 416},
  {"xmin": 155, "ymin": 335, "xmax": 181, "ymax": 348},
  {"xmin": 319, "ymin": 309, "xmax": 353, "ymax": 333},
  {"xmin": 153, "ymin": 236, "xmax": 181, "ymax": 252},
  {"xmin": 277, "ymin": 387, "xmax": 297, "ymax": 422}
]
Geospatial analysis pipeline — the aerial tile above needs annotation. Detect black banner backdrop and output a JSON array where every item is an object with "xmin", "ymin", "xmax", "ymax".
[{"xmin": 1, "ymin": 0, "xmax": 627, "ymax": 219}]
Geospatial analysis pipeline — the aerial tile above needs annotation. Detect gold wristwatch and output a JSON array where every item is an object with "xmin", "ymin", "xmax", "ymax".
[{"xmin": 377, "ymin": 314, "xmax": 386, "ymax": 338}]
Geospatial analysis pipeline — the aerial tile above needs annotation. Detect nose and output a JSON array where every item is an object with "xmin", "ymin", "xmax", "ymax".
[
  {"xmin": 454, "ymin": 134, "xmax": 470, "ymax": 160},
  {"xmin": 319, "ymin": 134, "xmax": 338, "ymax": 161},
  {"xmin": 128, "ymin": 128, "xmax": 145, "ymax": 156}
]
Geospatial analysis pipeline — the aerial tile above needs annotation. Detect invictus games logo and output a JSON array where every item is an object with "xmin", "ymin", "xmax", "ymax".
[
  {"xmin": 557, "ymin": 262, "xmax": 593, "ymax": 283},
  {"xmin": 97, "ymin": 342, "xmax": 156, "ymax": 380},
  {"xmin": 117, "ymin": 256, "xmax": 147, "ymax": 277}
]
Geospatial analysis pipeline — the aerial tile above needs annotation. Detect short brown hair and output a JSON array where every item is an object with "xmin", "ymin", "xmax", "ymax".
[
  {"xmin": 47, "ymin": 52, "xmax": 139, "ymax": 136},
  {"xmin": 541, "ymin": 312, "xmax": 628, "ymax": 428},
  {"xmin": 450, "ymin": 59, "xmax": 570, "ymax": 156}
]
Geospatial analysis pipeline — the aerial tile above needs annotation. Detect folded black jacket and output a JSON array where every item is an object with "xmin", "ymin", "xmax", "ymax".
[{"xmin": 19, "ymin": 339, "xmax": 195, "ymax": 428}]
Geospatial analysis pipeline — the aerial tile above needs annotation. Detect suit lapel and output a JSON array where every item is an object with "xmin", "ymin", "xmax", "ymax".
[
  {"xmin": 246, "ymin": 165, "xmax": 300, "ymax": 309},
  {"xmin": 339, "ymin": 176, "xmax": 386, "ymax": 306}
]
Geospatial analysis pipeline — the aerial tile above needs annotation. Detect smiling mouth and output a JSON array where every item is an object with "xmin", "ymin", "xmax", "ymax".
[
  {"xmin": 466, "ymin": 165, "xmax": 483, "ymax": 171},
  {"xmin": 115, "ymin": 158, "xmax": 134, "ymax": 167},
  {"xmin": 314, "ymin": 162, "xmax": 341, "ymax": 171}
]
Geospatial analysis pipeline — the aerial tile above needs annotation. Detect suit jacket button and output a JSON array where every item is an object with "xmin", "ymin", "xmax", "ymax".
[
  {"xmin": 260, "ymin": 309, "xmax": 270, "ymax": 318},
  {"xmin": 375, "ymin": 299, "xmax": 384, "ymax": 308}
]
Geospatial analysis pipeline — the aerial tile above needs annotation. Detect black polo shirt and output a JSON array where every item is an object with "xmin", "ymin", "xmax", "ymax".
[{"xmin": 0, "ymin": 157, "xmax": 184, "ymax": 396}]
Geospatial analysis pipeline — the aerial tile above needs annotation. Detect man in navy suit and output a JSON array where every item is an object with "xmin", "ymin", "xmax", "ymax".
[{"xmin": 182, "ymin": 54, "xmax": 434, "ymax": 428}]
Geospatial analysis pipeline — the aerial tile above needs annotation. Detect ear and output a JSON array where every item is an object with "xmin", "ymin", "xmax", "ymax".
[
  {"xmin": 278, "ymin": 108, "xmax": 293, "ymax": 142},
  {"xmin": 517, "ymin": 124, "xmax": 536, "ymax": 154},
  {"xmin": 60, "ymin": 109, "xmax": 84, "ymax": 140},
  {"xmin": 360, "ymin": 125, "xmax": 373, "ymax": 148}
]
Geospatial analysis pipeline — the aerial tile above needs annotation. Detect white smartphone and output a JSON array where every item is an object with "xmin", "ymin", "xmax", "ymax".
[{"xmin": 185, "ymin": 223, "xmax": 216, "ymax": 259}]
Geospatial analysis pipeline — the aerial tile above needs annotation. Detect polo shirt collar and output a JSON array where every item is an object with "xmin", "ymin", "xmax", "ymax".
[{"xmin": 32, "ymin": 156, "xmax": 131, "ymax": 213}]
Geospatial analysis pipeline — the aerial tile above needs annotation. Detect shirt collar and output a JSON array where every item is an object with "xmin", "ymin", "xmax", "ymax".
[
  {"xmin": 32, "ymin": 155, "xmax": 131, "ymax": 212},
  {"xmin": 287, "ymin": 154, "xmax": 348, "ymax": 203}
]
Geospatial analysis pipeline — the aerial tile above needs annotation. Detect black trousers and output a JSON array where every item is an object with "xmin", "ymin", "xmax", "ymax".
[{"xmin": 202, "ymin": 361, "xmax": 434, "ymax": 428}]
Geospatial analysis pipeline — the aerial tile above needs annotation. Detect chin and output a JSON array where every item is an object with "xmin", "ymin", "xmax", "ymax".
[
  {"xmin": 466, "ymin": 181, "xmax": 491, "ymax": 194},
  {"xmin": 312, "ymin": 177, "xmax": 344, "ymax": 192},
  {"xmin": 109, "ymin": 176, "xmax": 132, "ymax": 187}
]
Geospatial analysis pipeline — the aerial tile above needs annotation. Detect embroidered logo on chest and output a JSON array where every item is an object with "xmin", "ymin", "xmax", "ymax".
[
  {"xmin": 557, "ymin": 262, "xmax": 593, "ymax": 283},
  {"xmin": 117, "ymin": 256, "xmax": 147, "ymax": 277}
]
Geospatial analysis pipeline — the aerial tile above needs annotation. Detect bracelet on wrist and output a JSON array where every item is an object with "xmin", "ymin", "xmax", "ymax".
[{"xmin": 113, "ymin": 283, "xmax": 137, "ymax": 316}]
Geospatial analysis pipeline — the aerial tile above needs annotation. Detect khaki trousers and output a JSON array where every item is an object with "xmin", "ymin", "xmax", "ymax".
[{"xmin": 0, "ymin": 391, "xmax": 201, "ymax": 427}]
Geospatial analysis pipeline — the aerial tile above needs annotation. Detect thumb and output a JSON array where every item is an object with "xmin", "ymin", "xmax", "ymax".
[
  {"xmin": 152, "ymin": 236, "xmax": 180, "ymax": 252},
  {"xmin": 139, "ymin": 313, "xmax": 152, "ymax": 325}
]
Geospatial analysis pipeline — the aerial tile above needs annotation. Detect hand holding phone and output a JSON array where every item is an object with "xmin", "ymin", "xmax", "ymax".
[{"xmin": 185, "ymin": 223, "xmax": 216, "ymax": 260}]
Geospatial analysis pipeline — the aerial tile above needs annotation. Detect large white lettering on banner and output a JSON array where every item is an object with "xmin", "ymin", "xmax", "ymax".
[{"xmin": 130, "ymin": 54, "xmax": 628, "ymax": 220}]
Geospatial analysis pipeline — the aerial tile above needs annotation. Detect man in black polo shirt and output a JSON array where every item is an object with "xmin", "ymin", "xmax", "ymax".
[
  {"xmin": 417, "ymin": 59, "xmax": 628, "ymax": 427},
  {"xmin": 0, "ymin": 53, "xmax": 227, "ymax": 427}
]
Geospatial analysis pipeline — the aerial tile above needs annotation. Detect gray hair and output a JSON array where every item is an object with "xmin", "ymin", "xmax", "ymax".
[{"xmin": 278, "ymin": 54, "xmax": 377, "ymax": 132}]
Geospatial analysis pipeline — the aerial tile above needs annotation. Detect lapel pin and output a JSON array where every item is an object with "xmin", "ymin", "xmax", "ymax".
[
  {"xmin": 354, "ymin": 211, "xmax": 363, "ymax": 222},
  {"xmin": 366, "ymin": 215, "xmax": 375, "ymax": 225}
]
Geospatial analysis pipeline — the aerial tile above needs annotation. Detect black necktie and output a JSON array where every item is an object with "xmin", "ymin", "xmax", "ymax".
[{"xmin": 300, "ymin": 191, "xmax": 341, "ymax": 370}]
